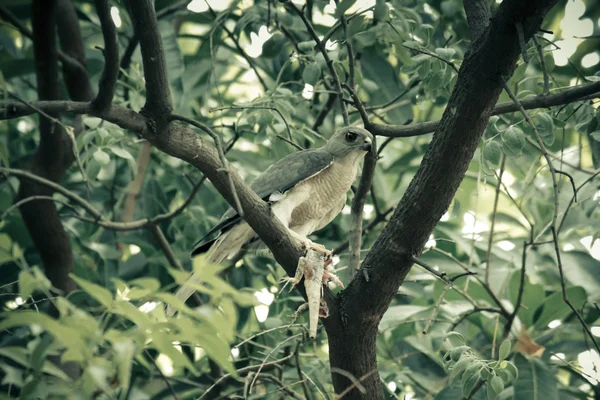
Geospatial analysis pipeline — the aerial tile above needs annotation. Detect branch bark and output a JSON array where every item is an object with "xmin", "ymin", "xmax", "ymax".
[
  {"xmin": 126, "ymin": 0, "xmax": 173, "ymax": 118},
  {"xmin": 55, "ymin": 0, "xmax": 95, "ymax": 101},
  {"xmin": 92, "ymin": 0, "xmax": 119, "ymax": 111},
  {"xmin": 16, "ymin": 0, "xmax": 76, "ymax": 296},
  {"xmin": 326, "ymin": 1, "xmax": 560, "ymax": 397}
]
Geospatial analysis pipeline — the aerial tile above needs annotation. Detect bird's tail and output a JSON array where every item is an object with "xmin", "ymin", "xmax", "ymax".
[{"xmin": 165, "ymin": 223, "xmax": 254, "ymax": 317}]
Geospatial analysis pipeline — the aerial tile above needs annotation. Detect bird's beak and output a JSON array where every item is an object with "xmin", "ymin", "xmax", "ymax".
[{"xmin": 361, "ymin": 137, "xmax": 372, "ymax": 152}]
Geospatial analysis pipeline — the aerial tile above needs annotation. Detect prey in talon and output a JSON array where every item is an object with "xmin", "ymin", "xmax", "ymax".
[
  {"xmin": 169, "ymin": 127, "xmax": 372, "ymax": 317},
  {"xmin": 282, "ymin": 250, "xmax": 340, "ymax": 338}
]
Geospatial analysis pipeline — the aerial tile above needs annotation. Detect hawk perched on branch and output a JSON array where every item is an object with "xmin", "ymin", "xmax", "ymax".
[{"xmin": 169, "ymin": 127, "xmax": 373, "ymax": 313}]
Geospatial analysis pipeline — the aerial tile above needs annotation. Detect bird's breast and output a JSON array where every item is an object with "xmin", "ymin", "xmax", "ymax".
[{"xmin": 289, "ymin": 161, "xmax": 357, "ymax": 226}]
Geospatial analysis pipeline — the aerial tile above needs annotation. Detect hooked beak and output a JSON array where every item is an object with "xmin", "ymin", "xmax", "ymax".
[{"xmin": 361, "ymin": 137, "xmax": 372, "ymax": 152}]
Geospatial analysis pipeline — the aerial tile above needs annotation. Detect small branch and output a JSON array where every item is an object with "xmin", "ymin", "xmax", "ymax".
[
  {"xmin": 92, "ymin": 0, "xmax": 120, "ymax": 112},
  {"xmin": 169, "ymin": 114, "xmax": 244, "ymax": 217},
  {"xmin": 294, "ymin": 346, "xmax": 311, "ymax": 400},
  {"xmin": 345, "ymin": 87, "xmax": 376, "ymax": 278},
  {"xmin": 515, "ymin": 22, "xmax": 530, "ymax": 63},
  {"xmin": 485, "ymin": 155, "xmax": 505, "ymax": 284},
  {"xmin": 532, "ymin": 35, "xmax": 549, "ymax": 94},
  {"xmin": 199, "ymin": 351, "xmax": 297, "ymax": 399},
  {"xmin": 1, "ymin": 195, "xmax": 79, "ymax": 221},
  {"xmin": 357, "ymin": 79, "xmax": 420, "ymax": 114},
  {"xmin": 2, "ymin": 167, "xmax": 102, "ymax": 220},
  {"xmin": 423, "ymin": 285, "xmax": 450, "ymax": 334},
  {"xmin": 503, "ymin": 239, "xmax": 529, "ymax": 338},
  {"xmin": 121, "ymin": 142, "xmax": 152, "ymax": 222},
  {"xmin": 312, "ymin": 93, "xmax": 337, "ymax": 132},
  {"xmin": 402, "ymin": 44, "xmax": 459, "ymax": 74},
  {"xmin": 209, "ymin": 9, "xmax": 268, "ymax": 91},
  {"xmin": 210, "ymin": 105, "xmax": 297, "ymax": 148},
  {"xmin": 284, "ymin": 0, "xmax": 348, "ymax": 125}
]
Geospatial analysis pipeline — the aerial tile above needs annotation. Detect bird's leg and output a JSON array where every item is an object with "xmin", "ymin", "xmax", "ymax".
[
  {"xmin": 323, "ymin": 264, "xmax": 344, "ymax": 288},
  {"xmin": 286, "ymin": 229, "xmax": 333, "ymax": 260}
]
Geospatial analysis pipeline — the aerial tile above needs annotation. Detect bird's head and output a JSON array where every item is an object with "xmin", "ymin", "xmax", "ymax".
[{"xmin": 323, "ymin": 127, "xmax": 373, "ymax": 159}]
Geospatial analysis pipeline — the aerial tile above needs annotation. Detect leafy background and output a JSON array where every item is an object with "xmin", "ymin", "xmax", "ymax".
[{"xmin": 0, "ymin": 0, "xmax": 599, "ymax": 398}]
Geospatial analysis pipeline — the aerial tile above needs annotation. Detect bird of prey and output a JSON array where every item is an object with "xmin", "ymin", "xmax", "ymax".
[{"xmin": 168, "ymin": 127, "xmax": 373, "ymax": 313}]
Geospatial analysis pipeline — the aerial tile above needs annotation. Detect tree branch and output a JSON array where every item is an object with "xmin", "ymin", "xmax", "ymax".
[
  {"xmin": 463, "ymin": 0, "xmax": 491, "ymax": 41},
  {"xmin": 126, "ymin": 0, "xmax": 173, "ymax": 118},
  {"xmin": 92, "ymin": 0, "xmax": 120, "ymax": 112},
  {"xmin": 55, "ymin": 0, "xmax": 95, "ymax": 101},
  {"xmin": 328, "ymin": 0, "xmax": 561, "ymax": 396}
]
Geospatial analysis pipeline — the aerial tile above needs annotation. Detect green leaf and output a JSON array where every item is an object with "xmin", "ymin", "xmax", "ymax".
[
  {"xmin": 302, "ymin": 62, "xmax": 321, "ymax": 86},
  {"xmin": 0, "ymin": 312, "xmax": 87, "ymax": 362},
  {"xmin": 435, "ymin": 48, "xmax": 456, "ymax": 60},
  {"xmin": 70, "ymin": 275, "xmax": 113, "ymax": 308},
  {"xmin": 374, "ymin": 0, "xmax": 388, "ymax": 21},
  {"xmin": 0, "ymin": 346, "xmax": 70, "ymax": 381},
  {"xmin": 483, "ymin": 141, "xmax": 502, "ymax": 166},
  {"xmin": 489, "ymin": 374, "xmax": 504, "ymax": 394},
  {"xmin": 498, "ymin": 339, "xmax": 511, "ymax": 361},
  {"xmin": 501, "ymin": 126, "xmax": 525, "ymax": 156},
  {"xmin": 18, "ymin": 267, "xmax": 51, "ymax": 300},
  {"xmin": 534, "ymin": 112, "xmax": 555, "ymax": 146},
  {"xmin": 335, "ymin": 0, "xmax": 357, "ymax": 17},
  {"xmin": 93, "ymin": 149, "xmax": 110, "ymax": 165},
  {"xmin": 534, "ymin": 286, "xmax": 587, "ymax": 329},
  {"xmin": 590, "ymin": 131, "xmax": 600, "ymax": 141},
  {"xmin": 513, "ymin": 355, "xmax": 558, "ymax": 400},
  {"xmin": 298, "ymin": 41, "xmax": 315, "ymax": 52}
]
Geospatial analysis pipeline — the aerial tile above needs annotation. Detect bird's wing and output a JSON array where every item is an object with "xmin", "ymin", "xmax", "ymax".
[{"xmin": 191, "ymin": 149, "xmax": 333, "ymax": 255}]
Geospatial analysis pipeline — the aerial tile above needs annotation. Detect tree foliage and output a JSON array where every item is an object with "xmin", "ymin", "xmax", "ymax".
[{"xmin": 0, "ymin": 0, "xmax": 599, "ymax": 399}]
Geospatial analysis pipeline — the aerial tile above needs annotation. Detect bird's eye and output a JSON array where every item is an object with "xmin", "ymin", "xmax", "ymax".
[{"xmin": 345, "ymin": 131, "xmax": 358, "ymax": 142}]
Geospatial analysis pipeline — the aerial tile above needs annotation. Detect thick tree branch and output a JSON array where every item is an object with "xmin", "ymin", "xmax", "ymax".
[
  {"xmin": 328, "ymin": 1, "xmax": 561, "ymax": 397},
  {"xmin": 0, "ymin": 4, "xmax": 91, "ymax": 97},
  {"xmin": 126, "ymin": 0, "xmax": 173, "ymax": 118},
  {"xmin": 16, "ymin": 0, "xmax": 78, "ymax": 297},
  {"xmin": 92, "ymin": 0, "xmax": 120, "ymax": 111},
  {"xmin": 463, "ymin": 0, "xmax": 491, "ymax": 41},
  {"xmin": 55, "ymin": 0, "xmax": 95, "ymax": 102}
]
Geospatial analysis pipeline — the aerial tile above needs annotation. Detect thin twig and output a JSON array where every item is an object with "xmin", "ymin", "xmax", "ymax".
[
  {"xmin": 515, "ymin": 22, "xmax": 530, "ymax": 63},
  {"xmin": 1, "ymin": 167, "xmax": 102, "ymax": 219},
  {"xmin": 249, "ymin": 336, "xmax": 304, "ymax": 397},
  {"xmin": 199, "ymin": 353, "xmax": 297, "ymax": 399},
  {"xmin": 284, "ymin": 0, "xmax": 348, "ymax": 125},
  {"xmin": 532, "ymin": 35, "xmax": 549, "ymax": 94},
  {"xmin": 0, "ymin": 195, "xmax": 79, "ymax": 221},
  {"xmin": 169, "ymin": 114, "xmax": 244, "ymax": 218},
  {"xmin": 423, "ymin": 285, "xmax": 450, "ymax": 334},
  {"xmin": 210, "ymin": 105, "xmax": 298, "ymax": 148},
  {"xmin": 485, "ymin": 155, "xmax": 505, "ymax": 284}
]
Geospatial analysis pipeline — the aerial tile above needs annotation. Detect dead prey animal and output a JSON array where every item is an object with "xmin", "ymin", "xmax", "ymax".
[{"xmin": 282, "ymin": 249, "xmax": 343, "ymax": 338}]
